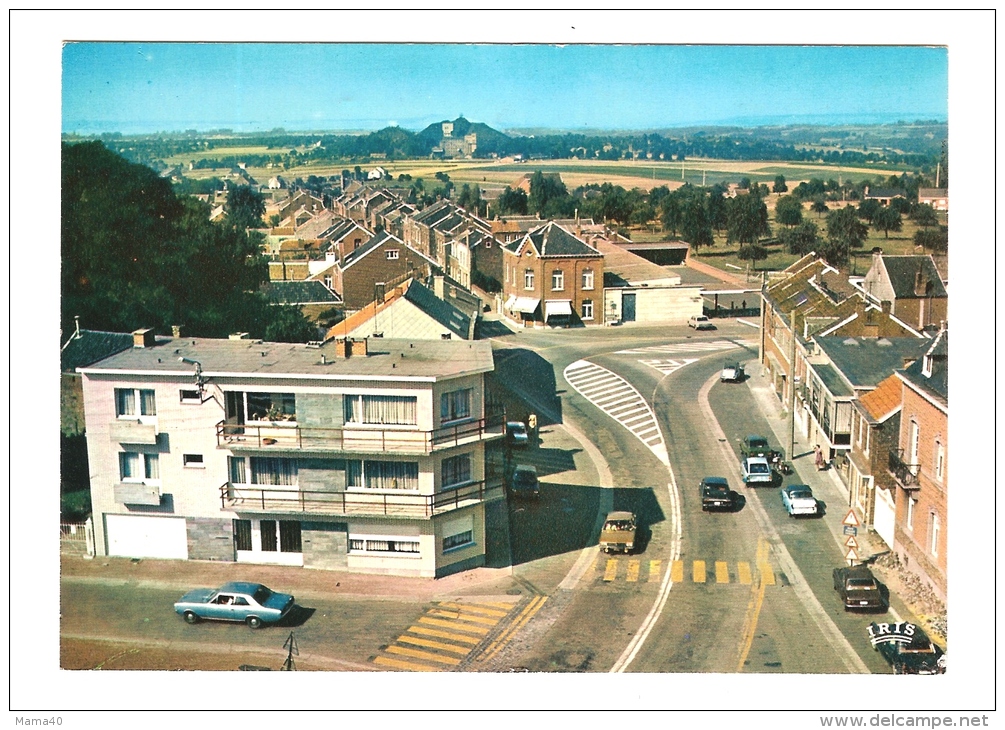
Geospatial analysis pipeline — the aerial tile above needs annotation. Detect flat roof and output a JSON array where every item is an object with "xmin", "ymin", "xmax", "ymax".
[{"xmin": 79, "ymin": 336, "xmax": 495, "ymax": 382}]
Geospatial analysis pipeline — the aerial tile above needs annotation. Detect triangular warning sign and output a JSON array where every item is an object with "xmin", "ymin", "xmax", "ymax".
[
  {"xmin": 845, "ymin": 547, "xmax": 859, "ymax": 562},
  {"xmin": 845, "ymin": 536, "xmax": 858, "ymax": 549},
  {"xmin": 842, "ymin": 510, "xmax": 861, "ymax": 527}
]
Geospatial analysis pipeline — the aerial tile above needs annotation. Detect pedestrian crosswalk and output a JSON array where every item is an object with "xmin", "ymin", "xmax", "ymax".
[
  {"xmin": 563, "ymin": 360, "xmax": 668, "ymax": 465},
  {"xmin": 597, "ymin": 557, "xmax": 777, "ymax": 586},
  {"xmin": 615, "ymin": 340, "xmax": 741, "ymax": 356},
  {"xmin": 638, "ymin": 357, "xmax": 699, "ymax": 376}
]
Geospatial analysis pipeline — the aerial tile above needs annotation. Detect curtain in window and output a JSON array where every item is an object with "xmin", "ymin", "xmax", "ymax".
[
  {"xmin": 261, "ymin": 520, "xmax": 278, "ymax": 551},
  {"xmin": 346, "ymin": 460, "xmax": 363, "ymax": 488},
  {"xmin": 364, "ymin": 460, "xmax": 418, "ymax": 490},
  {"xmin": 440, "ymin": 389, "xmax": 472, "ymax": 422},
  {"xmin": 250, "ymin": 457, "xmax": 298, "ymax": 486},
  {"xmin": 442, "ymin": 453, "xmax": 471, "ymax": 488},
  {"xmin": 357, "ymin": 395, "xmax": 417, "ymax": 425},
  {"xmin": 279, "ymin": 521, "xmax": 302, "ymax": 553},
  {"xmin": 140, "ymin": 390, "xmax": 157, "ymax": 416},
  {"xmin": 120, "ymin": 452, "xmax": 140, "ymax": 480},
  {"xmin": 233, "ymin": 520, "xmax": 252, "ymax": 551},
  {"xmin": 229, "ymin": 456, "xmax": 247, "ymax": 484},
  {"xmin": 144, "ymin": 454, "xmax": 160, "ymax": 480},
  {"xmin": 116, "ymin": 389, "xmax": 135, "ymax": 416}
]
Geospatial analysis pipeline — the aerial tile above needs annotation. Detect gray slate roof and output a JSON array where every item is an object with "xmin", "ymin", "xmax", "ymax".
[
  {"xmin": 815, "ymin": 336, "xmax": 930, "ymax": 390},
  {"xmin": 506, "ymin": 221, "xmax": 600, "ymax": 257},
  {"xmin": 61, "ymin": 329, "xmax": 134, "ymax": 372},
  {"xmin": 882, "ymin": 256, "xmax": 947, "ymax": 299},
  {"xmin": 261, "ymin": 281, "xmax": 341, "ymax": 305},
  {"xmin": 900, "ymin": 330, "xmax": 948, "ymax": 404},
  {"xmin": 402, "ymin": 280, "xmax": 476, "ymax": 339}
]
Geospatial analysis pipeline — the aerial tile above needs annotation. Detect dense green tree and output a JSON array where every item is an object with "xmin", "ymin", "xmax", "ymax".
[
  {"xmin": 726, "ymin": 191, "xmax": 770, "ymax": 245},
  {"xmin": 225, "ymin": 184, "xmax": 266, "ymax": 230},
  {"xmin": 774, "ymin": 195, "xmax": 804, "ymax": 227},
  {"xmin": 857, "ymin": 198, "xmax": 882, "ymax": 224},
  {"xmin": 872, "ymin": 206, "xmax": 903, "ymax": 239},
  {"xmin": 910, "ymin": 204, "xmax": 940, "ymax": 228},
  {"xmin": 737, "ymin": 243, "xmax": 768, "ymax": 272},
  {"xmin": 707, "ymin": 184, "xmax": 728, "ymax": 231},
  {"xmin": 778, "ymin": 220, "xmax": 819, "ymax": 255},
  {"xmin": 264, "ymin": 305, "xmax": 321, "ymax": 343},
  {"xmin": 914, "ymin": 225, "xmax": 948, "ymax": 253},
  {"xmin": 528, "ymin": 170, "xmax": 569, "ymax": 215},
  {"xmin": 772, "ymin": 175, "xmax": 788, "ymax": 193},
  {"xmin": 456, "ymin": 183, "xmax": 485, "ymax": 216},
  {"xmin": 823, "ymin": 206, "xmax": 868, "ymax": 266},
  {"xmin": 811, "ymin": 197, "xmax": 829, "ymax": 217},
  {"xmin": 660, "ymin": 192, "xmax": 682, "ymax": 237},
  {"xmin": 495, "ymin": 186, "xmax": 528, "ymax": 216}
]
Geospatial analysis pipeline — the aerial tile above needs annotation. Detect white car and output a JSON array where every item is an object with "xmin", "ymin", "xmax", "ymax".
[
  {"xmin": 740, "ymin": 456, "xmax": 773, "ymax": 485},
  {"xmin": 688, "ymin": 315, "xmax": 715, "ymax": 330},
  {"xmin": 780, "ymin": 484, "xmax": 818, "ymax": 516}
]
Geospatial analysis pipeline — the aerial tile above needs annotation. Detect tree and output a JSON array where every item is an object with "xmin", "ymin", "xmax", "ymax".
[
  {"xmin": 857, "ymin": 198, "xmax": 881, "ymax": 224},
  {"xmin": 774, "ymin": 195, "xmax": 803, "ymax": 227},
  {"xmin": 772, "ymin": 175, "xmax": 788, "ymax": 194},
  {"xmin": 528, "ymin": 170, "xmax": 569, "ymax": 215},
  {"xmin": 495, "ymin": 186, "xmax": 528, "ymax": 216},
  {"xmin": 269, "ymin": 214, "xmax": 281, "ymax": 228},
  {"xmin": 264, "ymin": 305, "xmax": 320, "ymax": 343},
  {"xmin": 824, "ymin": 206, "xmax": 868, "ymax": 266},
  {"xmin": 914, "ymin": 225, "xmax": 948, "ymax": 253},
  {"xmin": 726, "ymin": 191, "xmax": 770, "ymax": 245},
  {"xmin": 225, "ymin": 184, "xmax": 265, "ymax": 230},
  {"xmin": 910, "ymin": 204, "xmax": 939, "ymax": 228},
  {"xmin": 737, "ymin": 243, "xmax": 768, "ymax": 273},
  {"xmin": 872, "ymin": 206, "xmax": 903, "ymax": 239},
  {"xmin": 707, "ymin": 184, "xmax": 728, "ymax": 232},
  {"xmin": 811, "ymin": 197, "xmax": 829, "ymax": 218},
  {"xmin": 660, "ymin": 193, "xmax": 683, "ymax": 237},
  {"xmin": 778, "ymin": 220, "xmax": 819, "ymax": 255}
]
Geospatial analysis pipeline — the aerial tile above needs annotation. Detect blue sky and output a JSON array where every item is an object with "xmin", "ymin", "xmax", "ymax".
[{"xmin": 62, "ymin": 43, "xmax": 947, "ymax": 134}]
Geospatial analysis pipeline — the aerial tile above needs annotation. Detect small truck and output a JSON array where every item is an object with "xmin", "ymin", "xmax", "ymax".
[{"xmin": 599, "ymin": 511, "xmax": 637, "ymax": 554}]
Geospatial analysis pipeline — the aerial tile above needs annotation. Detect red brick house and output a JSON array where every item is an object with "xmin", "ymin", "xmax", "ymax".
[
  {"xmin": 331, "ymin": 231, "xmax": 441, "ymax": 312},
  {"xmin": 860, "ymin": 253, "xmax": 948, "ymax": 332}
]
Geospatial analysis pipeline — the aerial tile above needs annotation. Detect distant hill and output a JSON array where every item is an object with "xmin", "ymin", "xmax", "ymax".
[{"xmin": 417, "ymin": 116, "xmax": 512, "ymax": 153}]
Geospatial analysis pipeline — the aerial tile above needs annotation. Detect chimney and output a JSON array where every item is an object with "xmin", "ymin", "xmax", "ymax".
[
  {"xmin": 350, "ymin": 337, "xmax": 368, "ymax": 357},
  {"xmin": 132, "ymin": 328, "xmax": 156, "ymax": 348},
  {"xmin": 913, "ymin": 266, "xmax": 928, "ymax": 297},
  {"xmin": 172, "ymin": 325, "xmax": 184, "ymax": 338},
  {"xmin": 433, "ymin": 275, "xmax": 445, "ymax": 299}
]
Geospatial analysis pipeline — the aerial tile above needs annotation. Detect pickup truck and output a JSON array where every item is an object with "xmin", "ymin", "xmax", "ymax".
[
  {"xmin": 833, "ymin": 565, "xmax": 887, "ymax": 612},
  {"xmin": 720, "ymin": 361, "xmax": 744, "ymax": 383},
  {"xmin": 740, "ymin": 435, "xmax": 776, "ymax": 460},
  {"xmin": 599, "ymin": 511, "xmax": 637, "ymax": 554}
]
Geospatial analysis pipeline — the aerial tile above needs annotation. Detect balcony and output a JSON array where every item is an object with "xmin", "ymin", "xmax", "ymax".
[
  {"xmin": 219, "ymin": 478, "xmax": 505, "ymax": 518},
  {"xmin": 888, "ymin": 448, "xmax": 921, "ymax": 490},
  {"xmin": 109, "ymin": 420, "xmax": 158, "ymax": 445},
  {"xmin": 216, "ymin": 413, "xmax": 505, "ymax": 454}
]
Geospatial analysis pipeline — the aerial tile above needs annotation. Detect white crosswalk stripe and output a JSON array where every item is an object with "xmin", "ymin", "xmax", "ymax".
[
  {"xmin": 638, "ymin": 357, "xmax": 699, "ymax": 376},
  {"xmin": 615, "ymin": 340, "xmax": 741, "ymax": 355},
  {"xmin": 563, "ymin": 360, "xmax": 669, "ymax": 466}
]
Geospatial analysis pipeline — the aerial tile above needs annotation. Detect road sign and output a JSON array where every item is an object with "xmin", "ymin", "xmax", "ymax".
[
  {"xmin": 845, "ymin": 535, "xmax": 858, "ymax": 549},
  {"xmin": 845, "ymin": 547, "xmax": 859, "ymax": 564},
  {"xmin": 843, "ymin": 525, "xmax": 858, "ymax": 536},
  {"xmin": 842, "ymin": 510, "xmax": 861, "ymax": 527}
]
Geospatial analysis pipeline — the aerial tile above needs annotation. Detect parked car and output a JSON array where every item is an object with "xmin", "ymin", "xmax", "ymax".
[
  {"xmin": 688, "ymin": 315, "xmax": 715, "ymax": 330},
  {"xmin": 700, "ymin": 476, "xmax": 734, "ymax": 511},
  {"xmin": 741, "ymin": 456, "xmax": 773, "ymax": 485},
  {"xmin": 599, "ymin": 511, "xmax": 637, "ymax": 554},
  {"xmin": 506, "ymin": 421, "xmax": 529, "ymax": 448},
  {"xmin": 174, "ymin": 582, "xmax": 295, "ymax": 628},
  {"xmin": 741, "ymin": 435, "xmax": 775, "ymax": 460},
  {"xmin": 780, "ymin": 484, "xmax": 818, "ymax": 516},
  {"xmin": 868, "ymin": 622, "xmax": 945, "ymax": 674},
  {"xmin": 509, "ymin": 464, "xmax": 539, "ymax": 499},
  {"xmin": 833, "ymin": 565, "xmax": 887, "ymax": 611},
  {"xmin": 720, "ymin": 361, "xmax": 744, "ymax": 383}
]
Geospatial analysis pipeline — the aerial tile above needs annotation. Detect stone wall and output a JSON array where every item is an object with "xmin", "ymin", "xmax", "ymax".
[{"xmin": 187, "ymin": 517, "xmax": 235, "ymax": 561}]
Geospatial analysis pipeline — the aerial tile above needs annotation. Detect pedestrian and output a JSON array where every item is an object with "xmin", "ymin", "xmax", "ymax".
[{"xmin": 814, "ymin": 444, "xmax": 824, "ymax": 471}]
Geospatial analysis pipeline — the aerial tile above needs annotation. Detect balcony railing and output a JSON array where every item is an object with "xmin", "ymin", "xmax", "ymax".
[
  {"xmin": 219, "ymin": 478, "xmax": 505, "ymax": 518},
  {"xmin": 216, "ymin": 412, "xmax": 505, "ymax": 454},
  {"xmin": 888, "ymin": 448, "xmax": 921, "ymax": 489}
]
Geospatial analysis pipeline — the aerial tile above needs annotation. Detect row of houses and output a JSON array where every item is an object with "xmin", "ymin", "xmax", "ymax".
[{"xmin": 759, "ymin": 252, "xmax": 949, "ymax": 602}]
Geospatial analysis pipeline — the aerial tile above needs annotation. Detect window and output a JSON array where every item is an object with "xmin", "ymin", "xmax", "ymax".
[
  {"xmin": 552, "ymin": 270, "xmax": 564, "ymax": 291},
  {"xmin": 444, "ymin": 530, "xmax": 474, "ymax": 551},
  {"xmin": 246, "ymin": 392, "xmax": 296, "ymax": 422},
  {"xmin": 234, "ymin": 519, "xmax": 252, "ymax": 551},
  {"xmin": 440, "ymin": 388, "xmax": 472, "ymax": 423},
  {"xmin": 346, "ymin": 460, "xmax": 419, "ymax": 491},
  {"xmin": 386, "ymin": 249, "xmax": 399, "ymax": 260},
  {"xmin": 324, "ymin": 275, "xmax": 333, "ymax": 290},
  {"xmin": 233, "ymin": 518, "xmax": 300, "ymax": 553},
  {"xmin": 183, "ymin": 454, "xmax": 204, "ymax": 468},
  {"xmin": 582, "ymin": 269, "xmax": 595, "ymax": 290},
  {"xmin": 349, "ymin": 535, "xmax": 421, "ymax": 555},
  {"xmin": 119, "ymin": 452, "xmax": 159, "ymax": 483},
  {"xmin": 344, "ymin": 394, "xmax": 418, "ymax": 426},
  {"xmin": 581, "ymin": 299, "xmax": 594, "ymax": 320},
  {"xmin": 934, "ymin": 440, "xmax": 945, "ymax": 482},
  {"xmin": 442, "ymin": 453, "xmax": 472, "ymax": 489},
  {"xmin": 229, "ymin": 455, "xmax": 247, "ymax": 484},
  {"xmin": 524, "ymin": 269, "xmax": 535, "ymax": 290},
  {"xmin": 929, "ymin": 513, "xmax": 940, "ymax": 557},
  {"xmin": 179, "ymin": 389, "xmax": 201, "ymax": 404},
  {"xmin": 250, "ymin": 457, "xmax": 298, "ymax": 486},
  {"xmin": 906, "ymin": 497, "xmax": 917, "ymax": 531},
  {"xmin": 115, "ymin": 388, "xmax": 156, "ymax": 418},
  {"xmin": 908, "ymin": 420, "xmax": 920, "ymax": 471}
]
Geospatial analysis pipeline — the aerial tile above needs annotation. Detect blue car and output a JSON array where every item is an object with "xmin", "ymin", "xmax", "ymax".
[{"xmin": 174, "ymin": 582, "xmax": 295, "ymax": 629}]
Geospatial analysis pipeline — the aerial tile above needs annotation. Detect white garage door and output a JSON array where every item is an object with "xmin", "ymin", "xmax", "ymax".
[{"xmin": 105, "ymin": 514, "xmax": 189, "ymax": 560}]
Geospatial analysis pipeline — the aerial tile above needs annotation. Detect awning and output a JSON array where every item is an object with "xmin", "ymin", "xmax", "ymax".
[
  {"xmin": 545, "ymin": 299, "xmax": 573, "ymax": 318},
  {"xmin": 511, "ymin": 297, "xmax": 541, "ymax": 314},
  {"xmin": 504, "ymin": 294, "xmax": 516, "ymax": 310}
]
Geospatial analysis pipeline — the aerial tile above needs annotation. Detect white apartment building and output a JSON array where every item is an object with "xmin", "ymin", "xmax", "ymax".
[{"xmin": 79, "ymin": 329, "xmax": 505, "ymax": 578}]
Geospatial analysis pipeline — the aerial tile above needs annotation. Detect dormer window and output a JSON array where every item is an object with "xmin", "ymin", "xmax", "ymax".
[{"xmin": 922, "ymin": 355, "xmax": 933, "ymax": 377}]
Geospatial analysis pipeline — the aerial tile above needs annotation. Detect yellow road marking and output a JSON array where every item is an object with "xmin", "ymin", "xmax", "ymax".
[
  {"xmin": 438, "ymin": 602, "xmax": 509, "ymax": 618},
  {"xmin": 603, "ymin": 558, "xmax": 618, "ymax": 581},
  {"xmin": 396, "ymin": 635, "xmax": 472, "ymax": 655},
  {"xmin": 648, "ymin": 560, "xmax": 662, "ymax": 582},
  {"xmin": 737, "ymin": 562, "xmax": 752, "ymax": 585},
  {"xmin": 417, "ymin": 616, "xmax": 489, "ymax": 635},
  {"xmin": 373, "ymin": 655, "xmax": 440, "ymax": 672},
  {"xmin": 626, "ymin": 560, "xmax": 640, "ymax": 582},
  {"xmin": 428, "ymin": 609, "xmax": 499, "ymax": 626},
  {"xmin": 407, "ymin": 625, "xmax": 481, "ymax": 644},
  {"xmin": 759, "ymin": 564, "xmax": 776, "ymax": 586},
  {"xmin": 479, "ymin": 595, "xmax": 548, "ymax": 663},
  {"xmin": 386, "ymin": 644, "xmax": 461, "ymax": 666},
  {"xmin": 715, "ymin": 561, "xmax": 730, "ymax": 584},
  {"xmin": 476, "ymin": 601, "xmax": 520, "ymax": 610},
  {"xmin": 671, "ymin": 560, "xmax": 684, "ymax": 583},
  {"xmin": 737, "ymin": 537, "xmax": 771, "ymax": 672},
  {"xmin": 693, "ymin": 560, "xmax": 706, "ymax": 583}
]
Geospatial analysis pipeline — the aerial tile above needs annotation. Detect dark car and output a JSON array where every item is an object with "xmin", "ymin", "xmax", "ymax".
[
  {"xmin": 174, "ymin": 582, "xmax": 295, "ymax": 628},
  {"xmin": 700, "ymin": 476, "xmax": 733, "ymax": 511},
  {"xmin": 505, "ymin": 421, "xmax": 529, "ymax": 448},
  {"xmin": 741, "ymin": 435, "xmax": 774, "ymax": 459},
  {"xmin": 509, "ymin": 464, "xmax": 539, "ymax": 499},
  {"xmin": 869, "ymin": 622, "xmax": 946, "ymax": 674},
  {"xmin": 833, "ymin": 565, "xmax": 887, "ymax": 611}
]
